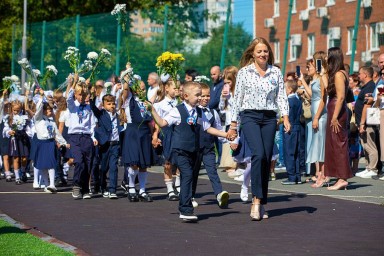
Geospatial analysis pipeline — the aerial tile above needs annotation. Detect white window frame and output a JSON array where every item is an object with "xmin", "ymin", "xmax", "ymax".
[
  {"xmin": 289, "ymin": 40, "xmax": 298, "ymax": 62},
  {"xmin": 307, "ymin": 34, "xmax": 315, "ymax": 59},
  {"xmin": 326, "ymin": 0, "xmax": 335, "ymax": 6},
  {"xmin": 308, "ymin": 0, "xmax": 315, "ymax": 10},
  {"xmin": 346, "ymin": 27, "xmax": 356, "ymax": 55},
  {"xmin": 370, "ymin": 23, "xmax": 380, "ymax": 52},
  {"xmin": 274, "ymin": 41, "xmax": 280, "ymax": 63},
  {"xmin": 273, "ymin": 0, "xmax": 280, "ymax": 17},
  {"xmin": 292, "ymin": 0, "xmax": 297, "ymax": 14}
]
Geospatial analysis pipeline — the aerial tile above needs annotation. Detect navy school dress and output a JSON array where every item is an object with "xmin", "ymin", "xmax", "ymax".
[
  {"xmin": 0, "ymin": 121, "xmax": 10, "ymax": 156},
  {"xmin": 33, "ymin": 138, "xmax": 58, "ymax": 169},
  {"xmin": 8, "ymin": 124, "xmax": 30, "ymax": 158},
  {"xmin": 121, "ymin": 97, "xmax": 154, "ymax": 169},
  {"xmin": 232, "ymin": 128, "xmax": 252, "ymax": 163}
]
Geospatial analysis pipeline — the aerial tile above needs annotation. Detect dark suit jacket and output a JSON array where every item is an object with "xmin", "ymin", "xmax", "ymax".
[
  {"xmin": 208, "ymin": 79, "xmax": 224, "ymax": 110},
  {"xmin": 90, "ymin": 99, "xmax": 123, "ymax": 146}
]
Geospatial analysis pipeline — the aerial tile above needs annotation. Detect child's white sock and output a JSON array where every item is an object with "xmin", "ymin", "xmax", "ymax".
[
  {"xmin": 33, "ymin": 167, "xmax": 40, "ymax": 185},
  {"xmin": 175, "ymin": 175, "xmax": 180, "ymax": 193},
  {"xmin": 138, "ymin": 171, "xmax": 148, "ymax": 194},
  {"xmin": 165, "ymin": 179, "xmax": 174, "ymax": 193},
  {"xmin": 48, "ymin": 168, "xmax": 55, "ymax": 187},
  {"xmin": 14, "ymin": 169, "xmax": 20, "ymax": 180},
  {"xmin": 243, "ymin": 162, "xmax": 252, "ymax": 188},
  {"xmin": 128, "ymin": 167, "xmax": 138, "ymax": 193}
]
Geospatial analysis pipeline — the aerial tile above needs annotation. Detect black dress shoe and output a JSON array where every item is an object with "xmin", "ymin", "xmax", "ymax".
[
  {"xmin": 128, "ymin": 192, "xmax": 139, "ymax": 202},
  {"xmin": 139, "ymin": 192, "xmax": 153, "ymax": 202},
  {"xmin": 21, "ymin": 174, "xmax": 28, "ymax": 183}
]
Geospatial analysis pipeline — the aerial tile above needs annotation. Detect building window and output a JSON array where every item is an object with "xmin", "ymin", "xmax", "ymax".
[
  {"xmin": 347, "ymin": 27, "xmax": 355, "ymax": 55},
  {"xmin": 307, "ymin": 34, "xmax": 315, "ymax": 59},
  {"xmin": 289, "ymin": 34, "xmax": 302, "ymax": 62},
  {"xmin": 326, "ymin": 0, "xmax": 335, "ymax": 6},
  {"xmin": 274, "ymin": 41, "xmax": 280, "ymax": 63},
  {"xmin": 308, "ymin": 0, "xmax": 315, "ymax": 10},
  {"xmin": 327, "ymin": 27, "xmax": 341, "ymax": 49},
  {"xmin": 273, "ymin": 0, "xmax": 280, "ymax": 17},
  {"xmin": 370, "ymin": 23, "xmax": 380, "ymax": 52},
  {"xmin": 292, "ymin": 0, "xmax": 297, "ymax": 14}
]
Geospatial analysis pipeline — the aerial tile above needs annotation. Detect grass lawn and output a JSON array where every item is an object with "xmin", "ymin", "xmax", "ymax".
[{"xmin": 0, "ymin": 219, "xmax": 73, "ymax": 256}]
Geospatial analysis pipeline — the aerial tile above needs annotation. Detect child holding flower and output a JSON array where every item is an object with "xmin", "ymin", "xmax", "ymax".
[
  {"xmin": 120, "ymin": 72, "xmax": 154, "ymax": 202},
  {"xmin": 3, "ymin": 99, "xmax": 32, "ymax": 184}
]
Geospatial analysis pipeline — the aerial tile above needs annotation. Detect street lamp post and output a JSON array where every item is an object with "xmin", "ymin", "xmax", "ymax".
[{"xmin": 21, "ymin": 0, "xmax": 27, "ymax": 90}]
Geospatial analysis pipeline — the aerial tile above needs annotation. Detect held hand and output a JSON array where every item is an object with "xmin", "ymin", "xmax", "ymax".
[
  {"xmin": 93, "ymin": 140, "xmax": 98, "ymax": 146},
  {"xmin": 66, "ymin": 144, "xmax": 71, "ymax": 149},
  {"xmin": 229, "ymin": 143, "xmax": 238, "ymax": 151},
  {"xmin": 226, "ymin": 129, "xmax": 237, "ymax": 141},
  {"xmin": 8, "ymin": 130, "xmax": 15, "ymax": 136},
  {"xmin": 330, "ymin": 118, "xmax": 341, "ymax": 133},
  {"xmin": 144, "ymin": 101, "xmax": 153, "ymax": 111}
]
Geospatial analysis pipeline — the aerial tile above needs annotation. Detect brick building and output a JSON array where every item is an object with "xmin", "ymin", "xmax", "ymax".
[{"xmin": 255, "ymin": 0, "xmax": 384, "ymax": 74}]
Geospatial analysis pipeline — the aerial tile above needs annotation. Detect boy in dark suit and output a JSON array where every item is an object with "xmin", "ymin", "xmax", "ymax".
[
  {"xmin": 91, "ymin": 94, "xmax": 123, "ymax": 198},
  {"xmin": 149, "ymin": 81, "xmax": 228, "ymax": 221},
  {"xmin": 281, "ymin": 80, "xmax": 303, "ymax": 185}
]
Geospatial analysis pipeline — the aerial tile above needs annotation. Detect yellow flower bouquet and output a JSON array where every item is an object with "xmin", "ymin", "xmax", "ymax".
[{"xmin": 156, "ymin": 51, "xmax": 185, "ymax": 88}]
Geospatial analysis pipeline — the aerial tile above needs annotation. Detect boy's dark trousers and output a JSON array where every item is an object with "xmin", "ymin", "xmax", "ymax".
[
  {"xmin": 283, "ymin": 129, "xmax": 301, "ymax": 182},
  {"xmin": 99, "ymin": 142, "xmax": 119, "ymax": 193},
  {"xmin": 173, "ymin": 149, "xmax": 199, "ymax": 214},
  {"xmin": 192, "ymin": 147, "xmax": 222, "ymax": 197},
  {"xmin": 68, "ymin": 134, "xmax": 94, "ymax": 193}
]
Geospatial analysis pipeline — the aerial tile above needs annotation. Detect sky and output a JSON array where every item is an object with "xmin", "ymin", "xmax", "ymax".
[{"xmin": 233, "ymin": 0, "xmax": 254, "ymax": 37}]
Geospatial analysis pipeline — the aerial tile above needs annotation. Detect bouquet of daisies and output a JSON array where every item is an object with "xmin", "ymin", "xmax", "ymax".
[
  {"xmin": 31, "ymin": 65, "xmax": 58, "ymax": 90},
  {"xmin": 88, "ymin": 48, "xmax": 111, "ymax": 82},
  {"xmin": 64, "ymin": 46, "xmax": 93, "ymax": 75},
  {"xmin": 12, "ymin": 115, "xmax": 28, "ymax": 131},
  {"xmin": 120, "ymin": 63, "xmax": 146, "ymax": 102},
  {"xmin": 2, "ymin": 75, "xmax": 19, "ymax": 92},
  {"xmin": 156, "ymin": 51, "xmax": 185, "ymax": 88},
  {"xmin": 194, "ymin": 75, "xmax": 210, "ymax": 83},
  {"xmin": 111, "ymin": 4, "xmax": 129, "ymax": 32}
]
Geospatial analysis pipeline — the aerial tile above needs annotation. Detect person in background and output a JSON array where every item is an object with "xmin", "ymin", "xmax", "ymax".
[
  {"xmin": 323, "ymin": 47, "xmax": 353, "ymax": 190},
  {"xmin": 147, "ymin": 72, "xmax": 160, "ymax": 104},
  {"xmin": 185, "ymin": 69, "xmax": 198, "ymax": 82}
]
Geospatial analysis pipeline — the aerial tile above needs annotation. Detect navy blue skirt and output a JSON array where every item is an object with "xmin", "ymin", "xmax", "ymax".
[
  {"xmin": 33, "ymin": 139, "xmax": 58, "ymax": 169},
  {"xmin": 9, "ymin": 131, "xmax": 30, "ymax": 157},
  {"xmin": 60, "ymin": 126, "xmax": 72, "ymax": 159},
  {"xmin": 29, "ymin": 134, "xmax": 38, "ymax": 160},
  {"xmin": 121, "ymin": 122, "xmax": 154, "ymax": 168},
  {"xmin": 232, "ymin": 130, "xmax": 252, "ymax": 162},
  {"xmin": 159, "ymin": 126, "xmax": 173, "ymax": 161},
  {"xmin": 0, "ymin": 122, "xmax": 10, "ymax": 155}
]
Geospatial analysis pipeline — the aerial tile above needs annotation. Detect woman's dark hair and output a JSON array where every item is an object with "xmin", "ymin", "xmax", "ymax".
[{"xmin": 327, "ymin": 47, "xmax": 345, "ymax": 97}]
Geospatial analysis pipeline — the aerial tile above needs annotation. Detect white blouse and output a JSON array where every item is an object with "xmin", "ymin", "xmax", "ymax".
[{"xmin": 231, "ymin": 63, "xmax": 289, "ymax": 122}]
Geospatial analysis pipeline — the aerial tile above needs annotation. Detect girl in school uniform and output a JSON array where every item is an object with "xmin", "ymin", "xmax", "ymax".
[
  {"xmin": 152, "ymin": 76, "xmax": 180, "ymax": 201},
  {"xmin": 56, "ymin": 96, "xmax": 73, "ymax": 181},
  {"xmin": 0, "ymin": 91, "xmax": 11, "ymax": 180},
  {"xmin": 120, "ymin": 77, "xmax": 154, "ymax": 202},
  {"xmin": 3, "ymin": 98, "xmax": 32, "ymax": 184},
  {"xmin": 33, "ymin": 89, "xmax": 68, "ymax": 193}
]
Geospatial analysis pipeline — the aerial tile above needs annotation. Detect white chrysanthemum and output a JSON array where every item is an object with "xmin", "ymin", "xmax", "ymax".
[
  {"xmin": 17, "ymin": 58, "xmax": 28, "ymax": 65},
  {"xmin": 11, "ymin": 75, "xmax": 19, "ymax": 82},
  {"xmin": 194, "ymin": 75, "xmax": 210, "ymax": 83},
  {"xmin": 46, "ymin": 65, "xmax": 58, "ymax": 75},
  {"xmin": 78, "ymin": 77, "xmax": 86, "ymax": 82},
  {"xmin": 133, "ymin": 74, "xmax": 141, "ymax": 81},
  {"xmin": 33, "ymin": 69, "xmax": 41, "ymax": 77},
  {"xmin": 111, "ymin": 4, "xmax": 126, "ymax": 15},
  {"xmin": 104, "ymin": 82, "xmax": 113, "ymax": 88},
  {"xmin": 101, "ymin": 48, "xmax": 111, "ymax": 56},
  {"xmin": 67, "ymin": 46, "xmax": 79, "ymax": 52},
  {"xmin": 87, "ymin": 52, "xmax": 98, "ymax": 60}
]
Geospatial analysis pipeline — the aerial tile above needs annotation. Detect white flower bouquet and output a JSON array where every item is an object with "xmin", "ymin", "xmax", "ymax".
[
  {"xmin": 88, "ymin": 48, "xmax": 111, "ymax": 82},
  {"xmin": 64, "ymin": 46, "xmax": 93, "ymax": 75},
  {"xmin": 12, "ymin": 115, "xmax": 27, "ymax": 131},
  {"xmin": 111, "ymin": 4, "xmax": 129, "ymax": 32},
  {"xmin": 194, "ymin": 75, "xmax": 210, "ymax": 83}
]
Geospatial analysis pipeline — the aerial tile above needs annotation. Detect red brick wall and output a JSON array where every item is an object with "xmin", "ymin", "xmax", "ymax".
[{"xmin": 255, "ymin": 0, "xmax": 384, "ymax": 74}]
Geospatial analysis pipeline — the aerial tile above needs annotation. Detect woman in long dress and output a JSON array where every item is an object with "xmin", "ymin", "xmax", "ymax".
[{"xmin": 323, "ymin": 47, "xmax": 353, "ymax": 190}]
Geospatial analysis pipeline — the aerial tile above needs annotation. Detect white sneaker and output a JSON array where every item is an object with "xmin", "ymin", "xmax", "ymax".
[
  {"xmin": 234, "ymin": 174, "xmax": 244, "ymax": 181},
  {"xmin": 217, "ymin": 191, "xmax": 229, "ymax": 208},
  {"xmin": 355, "ymin": 169, "xmax": 369, "ymax": 177},
  {"xmin": 44, "ymin": 186, "xmax": 57, "ymax": 193},
  {"xmin": 191, "ymin": 198, "xmax": 198, "ymax": 208},
  {"xmin": 179, "ymin": 212, "xmax": 198, "ymax": 221},
  {"xmin": 359, "ymin": 170, "xmax": 377, "ymax": 179},
  {"xmin": 240, "ymin": 186, "xmax": 249, "ymax": 202},
  {"xmin": 228, "ymin": 169, "xmax": 245, "ymax": 178}
]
